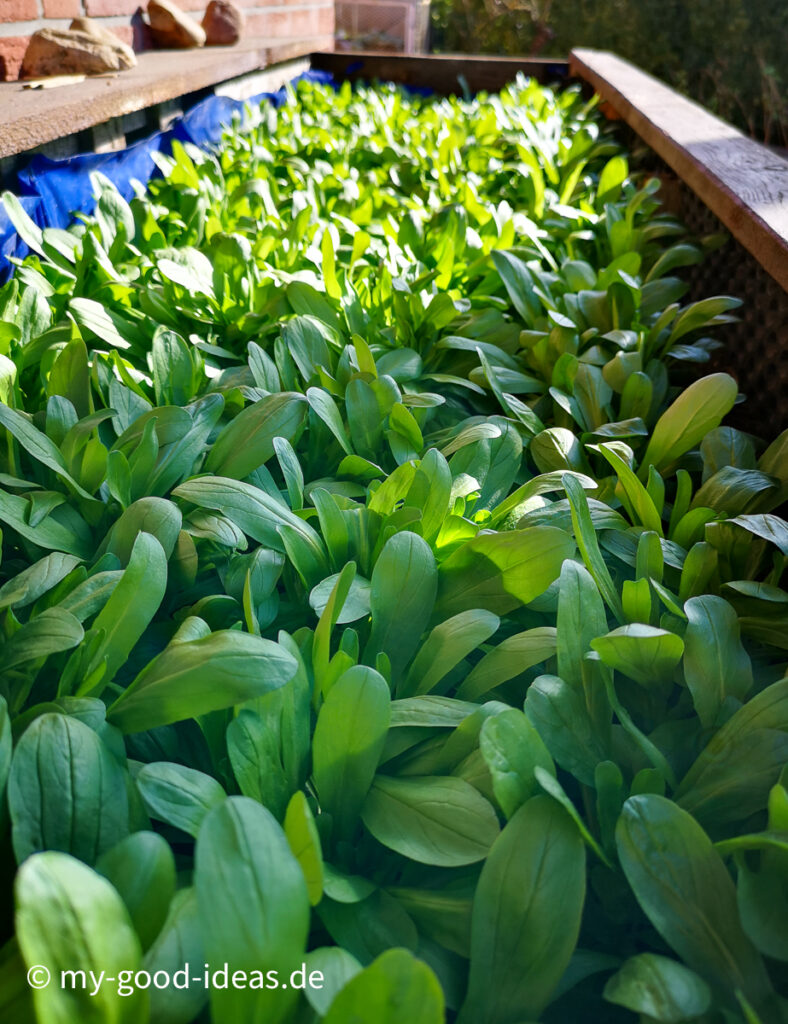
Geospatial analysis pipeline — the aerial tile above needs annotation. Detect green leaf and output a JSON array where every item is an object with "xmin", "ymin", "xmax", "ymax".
[
  {"xmin": 303, "ymin": 948, "xmax": 362, "ymax": 1015},
  {"xmin": 458, "ymin": 796, "xmax": 585, "ymax": 1024},
  {"xmin": 361, "ymin": 774, "xmax": 500, "ymax": 866},
  {"xmin": 525, "ymin": 674, "xmax": 609, "ymax": 786},
  {"xmin": 96, "ymin": 831, "xmax": 176, "ymax": 951},
  {"xmin": 401, "ymin": 608, "xmax": 500, "ymax": 698},
  {"xmin": 310, "ymin": 571, "xmax": 371, "ymax": 625},
  {"xmin": 284, "ymin": 790, "xmax": 323, "ymax": 906},
  {"xmin": 323, "ymin": 948, "xmax": 444, "ymax": 1024},
  {"xmin": 306, "ymin": 387, "xmax": 352, "ymax": 455},
  {"xmin": 616, "ymin": 794, "xmax": 772, "ymax": 1007},
  {"xmin": 312, "ymin": 666, "xmax": 391, "ymax": 842},
  {"xmin": 142, "ymin": 888, "xmax": 206, "ymax": 1024},
  {"xmin": 492, "ymin": 249, "xmax": 539, "ymax": 321},
  {"xmin": 480, "ymin": 708, "xmax": 555, "ymax": 817},
  {"xmin": 69, "ymin": 531, "xmax": 167, "ymax": 697},
  {"xmin": 0, "ymin": 552, "xmax": 81, "ymax": 612},
  {"xmin": 591, "ymin": 624, "xmax": 684, "ymax": 686},
  {"xmin": 436, "ymin": 526, "xmax": 574, "ymax": 617},
  {"xmin": 597, "ymin": 155, "xmax": 628, "ymax": 204},
  {"xmin": 15, "ymin": 852, "xmax": 147, "ymax": 1024},
  {"xmin": 0, "ymin": 487, "xmax": 91, "ymax": 557},
  {"xmin": 3, "ymin": 607, "xmax": 84, "ymax": 671},
  {"xmin": 556, "ymin": 559, "xmax": 608, "ymax": 690},
  {"xmin": 683, "ymin": 595, "xmax": 752, "ymax": 728},
  {"xmin": 457, "ymin": 626, "xmax": 556, "ymax": 701},
  {"xmin": 227, "ymin": 708, "xmax": 290, "ymax": 821},
  {"xmin": 675, "ymin": 678, "xmax": 788, "ymax": 828},
  {"xmin": 195, "ymin": 797, "xmax": 309, "ymax": 1024},
  {"xmin": 737, "ymin": 857, "xmax": 788, "ymax": 962},
  {"xmin": 726, "ymin": 513, "xmax": 788, "ymax": 557},
  {"xmin": 9, "ymin": 713, "xmax": 129, "ymax": 865},
  {"xmin": 563, "ymin": 472, "xmax": 624, "ymax": 622},
  {"xmin": 364, "ymin": 532, "xmax": 438, "ymax": 681},
  {"xmin": 595, "ymin": 441, "xmax": 664, "ymax": 534},
  {"xmin": 0, "ymin": 402, "xmax": 94, "ymax": 500},
  {"xmin": 108, "ymin": 632, "xmax": 297, "ymax": 733},
  {"xmin": 136, "ymin": 762, "xmax": 226, "ymax": 838},
  {"xmin": 174, "ymin": 475, "xmax": 322, "ymax": 554},
  {"xmin": 639, "ymin": 374, "xmax": 738, "ymax": 476},
  {"xmin": 100, "ymin": 496, "xmax": 179, "ymax": 563},
  {"xmin": 534, "ymin": 766, "xmax": 612, "ymax": 866},
  {"xmin": 2, "ymin": 191, "xmax": 45, "ymax": 256},
  {"xmin": 205, "ymin": 393, "xmax": 306, "ymax": 479},
  {"xmin": 603, "ymin": 953, "xmax": 711, "ymax": 1023}
]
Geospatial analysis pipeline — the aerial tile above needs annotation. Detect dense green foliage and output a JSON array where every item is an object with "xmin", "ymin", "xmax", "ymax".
[
  {"xmin": 430, "ymin": 0, "xmax": 788, "ymax": 145},
  {"xmin": 0, "ymin": 77, "xmax": 787, "ymax": 1024}
]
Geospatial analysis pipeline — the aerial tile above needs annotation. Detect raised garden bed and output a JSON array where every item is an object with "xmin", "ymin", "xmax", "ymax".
[{"xmin": 0, "ymin": 50, "xmax": 787, "ymax": 1024}]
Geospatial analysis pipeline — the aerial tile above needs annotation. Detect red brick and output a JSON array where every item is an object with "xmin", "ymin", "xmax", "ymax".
[
  {"xmin": 83, "ymin": 0, "xmax": 204, "ymax": 12},
  {"xmin": 247, "ymin": 6, "xmax": 334, "ymax": 39},
  {"xmin": 42, "ymin": 0, "xmax": 83, "ymax": 16},
  {"xmin": 0, "ymin": 35, "xmax": 28, "ymax": 81},
  {"xmin": 0, "ymin": 0, "xmax": 38, "ymax": 23},
  {"xmin": 317, "ymin": 4, "xmax": 334, "ymax": 33},
  {"xmin": 83, "ymin": 0, "xmax": 141, "ymax": 14},
  {"xmin": 112, "ymin": 22, "xmax": 134, "ymax": 44}
]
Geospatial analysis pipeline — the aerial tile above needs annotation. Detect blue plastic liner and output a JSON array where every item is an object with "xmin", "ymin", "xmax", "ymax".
[{"xmin": 0, "ymin": 68, "xmax": 333, "ymax": 281}]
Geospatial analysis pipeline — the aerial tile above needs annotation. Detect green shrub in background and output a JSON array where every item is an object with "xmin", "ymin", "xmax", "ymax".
[{"xmin": 430, "ymin": 0, "xmax": 788, "ymax": 145}]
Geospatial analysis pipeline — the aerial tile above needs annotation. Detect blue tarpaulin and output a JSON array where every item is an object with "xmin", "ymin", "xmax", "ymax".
[{"xmin": 0, "ymin": 69, "xmax": 333, "ymax": 281}]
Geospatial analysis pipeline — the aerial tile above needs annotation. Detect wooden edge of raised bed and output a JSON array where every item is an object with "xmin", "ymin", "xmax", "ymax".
[
  {"xmin": 309, "ymin": 51, "xmax": 570, "ymax": 93},
  {"xmin": 570, "ymin": 48, "xmax": 788, "ymax": 294},
  {"xmin": 0, "ymin": 35, "xmax": 334, "ymax": 162}
]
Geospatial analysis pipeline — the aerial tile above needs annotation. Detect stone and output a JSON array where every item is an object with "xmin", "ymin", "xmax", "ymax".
[
  {"xmin": 147, "ymin": 0, "xmax": 206, "ymax": 49},
  {"xmin": 20, "ymin": 27, "xmax": 136, "ymax": 79},
  {"xmin": 202, "ymin": 0, "xmax": 244, "ymax": 46},
  {"xmin": 68, "ymin": 17, "xmax": 137, "ymax": 62}
]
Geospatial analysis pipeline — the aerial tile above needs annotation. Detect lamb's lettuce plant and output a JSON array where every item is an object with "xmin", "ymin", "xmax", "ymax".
[{"xmin": 0, "ymin": 75, "xmax": 785, "ymax": 1024}]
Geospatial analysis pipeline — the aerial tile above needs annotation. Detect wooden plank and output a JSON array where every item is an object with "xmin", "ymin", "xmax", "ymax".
[
  {"xmin": 0, "ymin": 35, "xmax": 334, "ymax": 161},
  {"xmin": 310, "ymin": 51, "xmax": 569, "ymax": 93},
  {"xmin": 570, "ymin": 48, "xmax": 788, "ymax": 293}
]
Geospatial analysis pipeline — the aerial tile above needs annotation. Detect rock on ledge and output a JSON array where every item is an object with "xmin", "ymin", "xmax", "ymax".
[
  {"xmin": 202, "ymin": 1, "xmax": 245, "ymax": 46},
  {"xmin": 21, "ymin": 25, "xmax": 137, "ymax": 79},
  {"xmin": 147, "ymin": 0, "xmax": 207, "ymax": 49}
]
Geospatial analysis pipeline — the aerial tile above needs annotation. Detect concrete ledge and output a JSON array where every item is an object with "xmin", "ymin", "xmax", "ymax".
[{"xmin": 0, "ymin": 34, "xmax": 334, "ymax": 160}]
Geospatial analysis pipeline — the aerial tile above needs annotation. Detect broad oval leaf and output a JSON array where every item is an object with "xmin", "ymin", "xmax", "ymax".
[
  {"xmin": 364, "ymin": 532, "xmax": 438, "ymax": 682},
  {"xmin": 591, "ymin": 624, "xmax": 684, "ymax": 686},
  {"xmin": 639, "ymin": 374, "xmax": 738, "ymax": 475},
  {"xmin": 108, "ymin": 632, "xmax": 297, "ymax": 733},
  {"xmin": 361, "ymin": 774, "xmax": 500, "ymax": 866},
  {"xmin": 205, "ymin": 392, "xmax": 306, "ymax": 479},
  {"xmin": 683, "ymin": 595, "xmax": 752, "ymax": 728},
  {"xmin": 603, "ymin": 953, "xmax": 711, "ymax": 1023},
  {"xmin": 312, "ymin": 665, "xmax": 391, "ymax": 842},
  {"xmin": 323, "ymin": 948, "xmax": 444, "ymax": 1024},
  {"xmin": 136, "ymin": 762, "xmax": 226, "ymax": 838},
  {"xmin": 195, "ymin": 797, "xmax": 309, "ymax": 1024},
  {"xmin": 458, "ymin": 795, "xmax": 586, "ymax": 1024},
  {"xmin": 616, "ymin": 794, "xmax": 771, "ymax": 1006},
  {"xmin": 15, "ymin": 851, "xmax": 146, "ymax": 1024},
  {"xmin": 436, "ymin": 526, "xmax": 575, "ymax": 617},
  {"xmin": 9, "ymin": 713, "xmax": 129, "ymax": 865},
  {"xmin": 96, "ymin": 831, "xmax": 176, "ymax": 951}
]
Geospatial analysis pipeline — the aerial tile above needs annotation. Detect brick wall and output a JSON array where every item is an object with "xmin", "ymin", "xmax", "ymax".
[{"xmin": 0, "ymin": 0, "xmax": 335, "ymax": 80}]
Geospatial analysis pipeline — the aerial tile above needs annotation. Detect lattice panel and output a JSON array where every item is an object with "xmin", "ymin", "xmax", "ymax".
[
  {"xmin": 624, "ymin": 128, "xmax": 788, "ymax": 437},
  {"xmin": 335, "ymin": 0, "xmax": 430, "ymax": 53}
]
